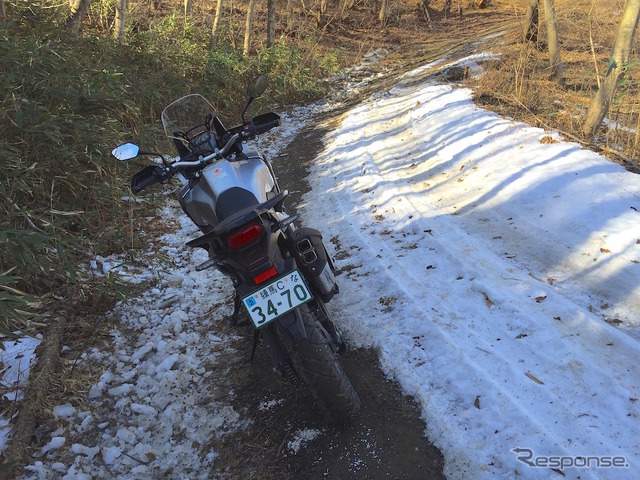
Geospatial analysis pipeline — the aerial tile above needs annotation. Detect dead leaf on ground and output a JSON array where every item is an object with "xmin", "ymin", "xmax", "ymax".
[
  {"xmin": 525, "ymin": 372, "xmax": 544, "ymax": 385},
  {"xmin": 600, "ymin": 248, "xmax": 611, "ymax": 253},
  {"xmin": 535, "ymin": 295, "xmax": 546, "ymax": 303},
  {"xmin": 483, "ymin": 292, "xmax": 494, "ymax": 308},
  {"xmin": 474, "ymin": 396, "xmax": 481, "ymax": 409}
]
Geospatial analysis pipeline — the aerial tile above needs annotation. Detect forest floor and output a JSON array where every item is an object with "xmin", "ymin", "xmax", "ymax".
[{"xmin": 6, "ymin": 1, "xmax": 640, "ymax": 479}]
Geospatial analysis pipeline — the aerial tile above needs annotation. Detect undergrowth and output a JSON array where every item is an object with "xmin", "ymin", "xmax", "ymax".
[{"xmin": 0, "ymin": 0, "xmax": 344, "ymax": 336}]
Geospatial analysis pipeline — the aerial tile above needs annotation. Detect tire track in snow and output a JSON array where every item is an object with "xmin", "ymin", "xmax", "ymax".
[{"xmin": 301, "ymin": 80, "xmax": 640, "ymax": 479}]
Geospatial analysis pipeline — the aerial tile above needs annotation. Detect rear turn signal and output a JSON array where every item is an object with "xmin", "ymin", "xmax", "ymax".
[
  {"xmin": 227, "ymin": 222, "xmax": 263, "ymax": 249},
  {"xmin": 254, "ymin": 266, "xmax": 278, "ymax": 285}
]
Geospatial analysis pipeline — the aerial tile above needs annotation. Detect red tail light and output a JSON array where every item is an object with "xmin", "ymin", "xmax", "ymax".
[
  {"xmin": 227, "ymin": 222, "xmax": 263, "ymax": 249},
  {"xmin": 254, "ymin": 266, "xmax": 278, "ymax": 285}
]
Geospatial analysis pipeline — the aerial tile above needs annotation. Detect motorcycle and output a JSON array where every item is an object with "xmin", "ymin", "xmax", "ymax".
[{"xmin": 111, "ymin": 75, "xmax": 360, "ymax": 423}]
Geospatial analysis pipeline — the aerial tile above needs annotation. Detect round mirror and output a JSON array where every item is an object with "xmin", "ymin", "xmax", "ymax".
[
  {"xmin": 112, "ymin": 143, "xmax": 140, "ymax": 161},
  {"xmin": 246, "ymin": 74, "xmax": 268, "ymax": 99}
]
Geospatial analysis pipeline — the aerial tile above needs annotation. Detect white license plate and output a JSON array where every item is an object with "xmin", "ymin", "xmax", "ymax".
[{"xmin": 242, "ymin": 270, "xmax": 313, "ymax": 328}]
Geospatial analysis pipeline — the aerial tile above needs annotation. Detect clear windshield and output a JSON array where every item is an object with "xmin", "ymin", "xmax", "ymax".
[{"xmin": 161, "ymin": 94, "xmax": 216, "ymax": 140}]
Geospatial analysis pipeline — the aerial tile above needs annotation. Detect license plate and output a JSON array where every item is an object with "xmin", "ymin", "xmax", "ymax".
[{"xmin": 242, "ymin": 270, "xmax": 313, "ymax": 328}]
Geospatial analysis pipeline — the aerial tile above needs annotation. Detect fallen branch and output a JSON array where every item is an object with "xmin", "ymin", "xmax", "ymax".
[{"xmin": 2, "ymin": 315, "xmax": 68, "ymax": 476}]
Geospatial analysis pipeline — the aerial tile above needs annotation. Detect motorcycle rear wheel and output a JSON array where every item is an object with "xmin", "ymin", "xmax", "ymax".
[{"xmin": 277, "ymin": 304, "xmax": 361, "ymax": 424}]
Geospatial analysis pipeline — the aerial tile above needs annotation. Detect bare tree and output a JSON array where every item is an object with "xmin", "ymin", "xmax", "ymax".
[
  {"xmin": 114, "ymin": 0, "xmax": 127, "ymax": 43},
  {"xmin": 341, "ymin": 0, "xmax": 355, "ymax": 19},
  {"xmin": 210, "ymin": 0, "xmax": 224, "ymax": 49},
  {"xmin": 267, "ymin": 0, "xmax": 275, "ymax": 46},
  {"xmin": 287, "ymin": 0, "xmax": 294, "ymax": 32},
  {"xmin": 542, "ymin": 0, "xmax": 562, "ymax": 81},
  {"xmin": 1, "ymin": 0, "xmax": 6, "ymax": 21},
  {"xmin": 66, "ymin": 0, "xmax": 94, "ymax": 35},
  {"xmin": 583, "ymin": 0, "xmax": 640, "ymax": 139},
  {"xmin": 421, "ymin": 0, "xmax": 432, "ymax": 29},
  {"xmin": 523, "ymin": 0, "xmax": 539, "ymax": 43},
  {"xmin": 379, "ymin": 0, "xmax": 388, "ymax": 26},
  {"xmin": 243, "ymin": 0, "xmax": 257, "ymax": 57}
]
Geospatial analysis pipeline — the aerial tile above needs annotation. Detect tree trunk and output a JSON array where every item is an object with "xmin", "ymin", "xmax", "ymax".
[
  {"xmin": 523, "ymin": 0, "xmax": 539, "ymax": 43},
  {"xmin": 114, "ymin": 0, "xmax": 127, "ymax": 44},
  {"xmin": 421, "ymin": 0, "xmax": 432, "ymax": 29},
  {"xmin": 444, "ymin": 0, "xmax": 451, "ymax": 20},
  {"xmin": 185, "ymin": 0, "xmax": 192, "ymax": 17},
  {"xmin": 267, "ymin": 0, "xmax": 275, "ymax": 46},
  {"xmin": 287, "ymin": 0, "xmax": 294, "ymax": 31},
  {"xmin": 583, "ymin": 0, "xmax": 640, "ymax": 139},
  {"xmin": 379, "ymin": 0, "xmax": 388, "ymax": 25},
  {"xmin": 542, "ymin": 0, "xmax": 562, "ymax": 81},
  {"xmin": 1, "ymin": 0, "xmax": 6, "ymax": 22},
  {"xmin": 243, "ymin": 0, "xmax": 257, "ymax": 57},
  {"xmin": 210, "ymin": 0, "xmax": 224, "ymax": 49},
  {"xmin": 341, "ymin": 0, "xmax": 355, "ymax": 18},
  {"xmin": 66, "ymin": 0, "xmax": 94, "ymax": 35}
]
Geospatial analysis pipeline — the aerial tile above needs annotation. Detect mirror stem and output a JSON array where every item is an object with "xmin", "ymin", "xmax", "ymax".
[{"xmin": 241, "ymin": 97, "xmax": 255, "ymax": 123}]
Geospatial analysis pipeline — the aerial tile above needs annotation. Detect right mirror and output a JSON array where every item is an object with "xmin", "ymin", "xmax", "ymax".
[{"xmin": 246, "ymin": 74, "xmax": 268, "ymax": 99}]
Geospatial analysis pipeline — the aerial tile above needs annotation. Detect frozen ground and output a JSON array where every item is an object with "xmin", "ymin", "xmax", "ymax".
[{"xmin": 2, "ymin": 55, "xmax": 639, "ymax": 479}]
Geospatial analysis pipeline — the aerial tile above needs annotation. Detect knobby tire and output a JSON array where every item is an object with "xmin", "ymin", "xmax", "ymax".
[{"xmin": 277, "ymin": 305, "xmax": 360, "ymax": 424}]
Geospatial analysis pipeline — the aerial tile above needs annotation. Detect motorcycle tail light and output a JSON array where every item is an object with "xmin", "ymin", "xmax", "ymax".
[
  {"xmin": 254, "ymin": 266, "xmax": 278, "ymax": 285},
  {"xmin": 227, "ymin": 222, "xmax": 263, "ymax": 249}
]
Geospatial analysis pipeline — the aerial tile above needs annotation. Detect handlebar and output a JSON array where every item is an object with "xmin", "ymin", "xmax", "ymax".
[
  {"xmin": 132, "ymin": 173, "xmax": 160, "ymax": 194},
  {"xmin": 130, "ymin": 111, "xmax": 279, "ymax": 195},
  {"xmin": 169, "ymin": 132, "xmax": 240, "ymax": 170}
]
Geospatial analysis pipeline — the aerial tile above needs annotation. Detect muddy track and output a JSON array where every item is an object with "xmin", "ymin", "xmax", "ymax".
[{"xmin": 207, "ymin": 119, "xmax": 445, "ymax": 479}]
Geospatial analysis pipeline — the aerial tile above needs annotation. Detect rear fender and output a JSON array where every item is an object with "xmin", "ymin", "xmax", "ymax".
[
  {"xmin": 275, "ymin": 308, "xmax": 307, "ymax": 343},
  {"xmin": 259, "ymin": 307, "xmax": 307, "ymax": 377}
]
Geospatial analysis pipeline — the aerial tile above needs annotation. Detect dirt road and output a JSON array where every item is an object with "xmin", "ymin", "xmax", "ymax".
[{"xmin": 208, "ymin": 118, "xmax": 445, "ymax": 479}]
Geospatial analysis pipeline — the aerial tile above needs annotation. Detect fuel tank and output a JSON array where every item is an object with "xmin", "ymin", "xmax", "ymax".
[{"xmin": 178, "ymin": 151, "xmax": 278, "ymax": 233}]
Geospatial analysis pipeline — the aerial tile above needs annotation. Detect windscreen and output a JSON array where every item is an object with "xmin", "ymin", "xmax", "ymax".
[{"xmin": 161, "ymin": 94, "xmax": 216, "ymax": 140}]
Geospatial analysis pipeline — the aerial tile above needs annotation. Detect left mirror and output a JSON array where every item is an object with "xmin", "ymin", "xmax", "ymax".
[{"xmin": 112, "ymin": 143, "xmax": 140, "ymax": 161}]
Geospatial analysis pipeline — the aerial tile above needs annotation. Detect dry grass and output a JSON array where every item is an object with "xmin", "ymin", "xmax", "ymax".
[{"xmin": 473, "ymin": 0, "xmax": 640, "ymax": 168}]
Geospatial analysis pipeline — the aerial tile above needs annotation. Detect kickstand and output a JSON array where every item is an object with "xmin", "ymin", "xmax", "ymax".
[
  {"xmin": 250, "ymin": 329, "xmax": 261, "ymax": 363},
  {"xmin": 231, "ymin": 293, "xmax": 242, "ymax": 326}
]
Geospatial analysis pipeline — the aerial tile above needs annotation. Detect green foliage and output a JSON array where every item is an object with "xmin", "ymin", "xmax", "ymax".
[{"xmin": 0, "ymin": 0, "xmax": 337, "ymax": 332}]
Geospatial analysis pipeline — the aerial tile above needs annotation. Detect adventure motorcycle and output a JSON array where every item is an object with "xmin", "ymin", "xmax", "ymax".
[{"xmin": 111, "ymin": 75, "xmax": 360, "ymax": 423}]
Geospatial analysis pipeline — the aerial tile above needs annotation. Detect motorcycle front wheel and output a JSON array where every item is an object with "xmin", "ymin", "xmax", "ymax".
[{"xmin": 277, "ymin": 304, "xmax": 361, "ymax": 424}]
